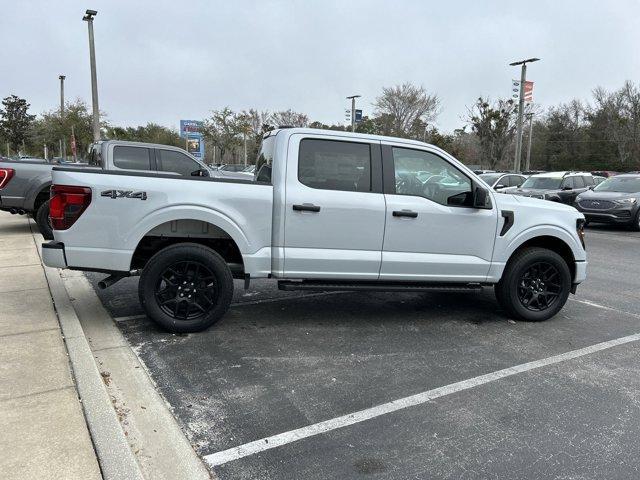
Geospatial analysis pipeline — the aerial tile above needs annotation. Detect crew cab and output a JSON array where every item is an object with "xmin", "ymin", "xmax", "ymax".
[
  {"xmin": 0, "ymin": 140, "xmax": 211, "ymax": 238},
  {"xmin": 42, "ymin": 128, "xmax": 587, "ymax": 332}
]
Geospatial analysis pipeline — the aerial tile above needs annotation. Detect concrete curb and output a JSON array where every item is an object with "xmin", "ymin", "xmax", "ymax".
[{"xmin": 34, "ymin": 227, "xmax": 144, "ymax": 480}]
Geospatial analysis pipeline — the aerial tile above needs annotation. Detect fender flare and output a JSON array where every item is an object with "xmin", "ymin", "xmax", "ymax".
[
  {"xmin": 125, "ymin": 204, "xmax": 251, "ymax": 254},
  {"xmin": 25, "ymin": 180, "xmax": 52, "ymax": 211},
  {"xmin": 503, "ymin": 224, "xmax": 584, "ymax": 262}
]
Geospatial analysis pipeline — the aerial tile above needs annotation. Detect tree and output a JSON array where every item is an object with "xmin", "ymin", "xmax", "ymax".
[
  {"xmin": 201, "ymin": 108, "xmax": 245, "ymax": 162},
  {"xmin": 269, "ymin": 109, "xmax": 308, "ymax": 128},
  {"xmin": 0, "ymin": 95, "xmax": 35, "ymax": 154},
  {"xmin": 104, "ymin": 123, "xmax": 182, "ymax": 147},
  {"xmin": 373, "ymin": 83, "xmax": 440, "ymax": 138},
  {"xmin": 467, "ymin": 97, "xmax": 517, "ymax": 169},
  {"xmin": 30, "ymin": 99, "xmax": 95, "ymax": 159}
]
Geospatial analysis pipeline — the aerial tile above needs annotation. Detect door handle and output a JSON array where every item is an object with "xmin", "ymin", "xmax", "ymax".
[
  {"xmin": 393, "ymin": 210, "xmax": 418, "ymax": 218},
  {"xmin": 293, "ymin": 204, "xmax": 321, "ymax": 213}
]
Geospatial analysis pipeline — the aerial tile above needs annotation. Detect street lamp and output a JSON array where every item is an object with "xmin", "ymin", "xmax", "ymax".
[
  {"xmin": 59, "ymin": 75, "xmax": 66, "ymax": 160},
  {"xmin": 510, "ymin": 57, "xmax": 539, "ymax": 173},
  {"xmin": 346, "ymin": 95, "xmax": 361, "ymax": 132},
  {"xmin": 83, "ymin": 9, "xmax": 100, "ymax": 141}
]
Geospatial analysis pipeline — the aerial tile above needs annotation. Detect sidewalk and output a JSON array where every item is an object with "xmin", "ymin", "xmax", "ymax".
[{"xmin": 0, "ymin": 211, "xmax": 101, "ymax": 480}]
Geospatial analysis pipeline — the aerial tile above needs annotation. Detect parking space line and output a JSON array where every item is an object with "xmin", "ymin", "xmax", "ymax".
[
  {"xmin": 203, "ymin": 331, "xmax": 640, "ymax": 468},
  {"xmin": 570, "ymin": 297, "xmax": 640, "ymax": 319},
  {"xmin": 112, "ymin": 292, "xmax": 347, "ymax": 322}
]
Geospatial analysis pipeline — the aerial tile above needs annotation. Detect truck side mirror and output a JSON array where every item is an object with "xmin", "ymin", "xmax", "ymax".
[{"xmin": 473, "ymin": 185, "xmax": 491, "ymax": 209}]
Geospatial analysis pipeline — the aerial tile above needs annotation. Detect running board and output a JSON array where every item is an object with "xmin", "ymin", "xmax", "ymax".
[{"xmin": 278, "ymin": 280, "xmax": 484, "ymax": 293}]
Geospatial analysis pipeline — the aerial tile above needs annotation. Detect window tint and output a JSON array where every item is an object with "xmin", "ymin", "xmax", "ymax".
[
  {"xmin": 573, "ymin": 176, "xmax": 585, "ymax": 188},
  {"xmin": 510, "ymin": 175, "xmax": 525, "ymax": 187},
  {"xmin": 255, "ymin": 135, "xmax": 275, "ymax": 183},
  {"xmin": 298, "ymin": 139, "xmax": 371, "ymax": 192},
  {"xmin": 157, "ymin": 149, "xmax": 200, "ymax": 176},
  {"xmin": 583, "ymin": 175, "xmax": 594, "ymax": 186},
  {"xmin": 113, "ymin": 146, "xmax": 151, "ymax": 170},
  {"xmin": 392, "ymin": 147, "xmax": 472, "ymax": 206}
]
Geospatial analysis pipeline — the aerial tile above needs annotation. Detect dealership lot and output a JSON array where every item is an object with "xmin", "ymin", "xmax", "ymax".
[{"xmin": 85, "ymin": 226, "xmax": 640, "ymax": 480}]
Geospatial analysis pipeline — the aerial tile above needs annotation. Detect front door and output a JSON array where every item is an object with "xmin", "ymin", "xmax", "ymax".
[
  {"xmin": 283, "ymin": 134, "xmax": 386, "ymax": 279},
  {"xmin": 380, "ymin": 144, "xmax": 498, "ymax": 282}
]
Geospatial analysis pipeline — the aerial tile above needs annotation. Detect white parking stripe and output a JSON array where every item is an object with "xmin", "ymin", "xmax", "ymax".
[
  {"xmin": 203, "ymin": 331, "xmax": 640, "ymax": 468},
  {"xmin": 569, "ymin": 297, "xmax": 640, "ymax": 319}
]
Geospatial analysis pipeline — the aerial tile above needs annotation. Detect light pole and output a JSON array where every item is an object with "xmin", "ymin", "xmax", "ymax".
[
  {"xmin": 59, "ymin": 75, "xmax": 66, "ymax": 160},
  {"xmin": 525, "ymin": 112, "xmax": 534, "ymax": 172},
  {"xmin": 509, "ymin": 57, "xmax": 539, "ymax": 173},
  {"xmin": 346, "ymin": 95, "xmax": 361, "ymax": 132},
  {"xmin": 83, "ymin": 9, "xmax": 100, "ymax": 142}
]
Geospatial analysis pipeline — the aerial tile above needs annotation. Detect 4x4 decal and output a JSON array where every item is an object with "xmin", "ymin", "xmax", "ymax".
[{"xmin": 100, "ymin": 190, "xmax": 147, "ymax": 200}]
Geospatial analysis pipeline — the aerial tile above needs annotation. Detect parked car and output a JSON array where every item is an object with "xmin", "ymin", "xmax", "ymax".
[
  {"xmin": 42, "ymin": 128, "xmax": 587, "ymax": 333},
  {"xmin": 510, "ymin": 171, "xmax": 594, "ymax": 205},
  {"xmin": 0, "ymin": 140, "xmax": 210, "ymax": 239},
  {"xmin": 591, "ymin": 171, "xmax": 618, "ymax": 178},
  {"xmin": 478, "ymin": 172, "xmax": 527, "ymax": 192},
  {"xmin": 574, "ymin": 173, "xmax": 640, "ymax": 230},
  {"xmin": 593, "ymin": 175, "xmax": 606, "ymax": 186},
  {"xmin": 218, "ymin": 163, "xmax": 247, "ymax": 172}
]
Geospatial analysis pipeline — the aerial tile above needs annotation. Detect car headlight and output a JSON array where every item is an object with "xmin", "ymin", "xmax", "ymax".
[{"xmin": 614, "ymin": 198, "xmax": 637, "ymax": 205}]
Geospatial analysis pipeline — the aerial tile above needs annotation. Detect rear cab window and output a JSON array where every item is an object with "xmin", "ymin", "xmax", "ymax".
[
  {"xmin": 298, "ymin": 139, "xmax": 371, "ymax": 192},
  {"xmin": 112, "ymin": 146, "xmax": 152, "ymax": 171}
]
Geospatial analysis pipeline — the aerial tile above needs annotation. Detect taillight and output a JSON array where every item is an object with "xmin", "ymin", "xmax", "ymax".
[
  {"xmin": 0, "ymin": 168, "xmax": 15, "ymax": 189},
  {"xmin": 49, "ymin": 185, "xmax": 92, "ymax": 230}
]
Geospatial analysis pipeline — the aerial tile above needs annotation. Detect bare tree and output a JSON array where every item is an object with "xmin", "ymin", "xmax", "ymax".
[
  {"xmin": 467, "ymin": 97, "xmax": 517, "ymax": 169},
  {"xmin": 269, "ymin": 109, "xmax": 308, "ymax": 128},
  {"xmin": 201, "ymin": 107, "xmax": 244, "ymax": 162},
  {"xmin": 373, "ymin": 83, "xmax": 440, "ymax": 138}
]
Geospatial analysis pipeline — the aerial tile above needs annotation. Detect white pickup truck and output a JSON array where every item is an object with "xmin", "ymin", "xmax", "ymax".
[{"xmin": 43, "ymin": 128, "xmax": 587, "ymax": 332}]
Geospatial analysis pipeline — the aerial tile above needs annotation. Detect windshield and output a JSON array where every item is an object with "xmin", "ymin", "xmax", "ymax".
[
  {"xmin": 254, "ymin": 135, "xmax": 276, "ymax": 183},
  {"xmin": 594, "ymin": 176, "xmax": 640, "ymax": 193},
  {"xmin": 479, "ymin": 173, "xmax": 502, "ymax": 185},
  {"xmin": 521, "ymin": 176, "xmax": 562, "ymax": 190}
]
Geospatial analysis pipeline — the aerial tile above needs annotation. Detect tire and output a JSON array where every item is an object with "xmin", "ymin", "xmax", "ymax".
[
  {"xmin": 138, "ymin": 243, "xmax": 234, "ymax": 333},
  {"xmin": 495, "ymin": 247, "xmax": 571, "ymax": 322},
  {"xmin": 35, "ymin": 200, "xmax": 53, "ymax": 240}
]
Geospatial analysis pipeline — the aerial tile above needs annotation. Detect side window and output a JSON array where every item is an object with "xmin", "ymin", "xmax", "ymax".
[
  {"xmin": 392, "ymin": 147, "xmax": 472, "ymax": 206},
  {"xmin": 583, "ymin": 175, "xmax": 594, "ymax": 186},
  {"xmin": 510, "ymin": 175, "xmax": 525, "ymax": 187},
  {"xmin": 573, "ymin": 176, "xmax": 585, "ymax": 188},
  {"xmin": 298, "ymin": 139, "xmax": 371, "ymax": 192},
  {"xmin": 495, "ymin": 175, "xmax": 508, "ymax": 188},
  {"xmin": 113, "ymin": 146, "xmax": 151, "ymax": 171},
  {"xmin": 562, "ymin": 177, "xmax": 574, "ymax": 189},
  {"xmin": 157, "ymin": 149, "xmax": 200, "ymax": 176}
]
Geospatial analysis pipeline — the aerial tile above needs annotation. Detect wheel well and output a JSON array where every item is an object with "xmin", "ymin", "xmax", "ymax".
[
  {"xmin": 512, "ymin": 236, "xmax": 576, "ymax": 280},
  {"xmin": 131, "ymin": 220, "xmax": 244, "ymax": 276},
  {"xmin": 33, "ymin": 186, "xmax": 51, "ymax": 212}
]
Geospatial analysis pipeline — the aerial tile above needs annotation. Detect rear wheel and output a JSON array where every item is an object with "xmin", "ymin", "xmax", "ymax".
[
  {"xmin": 35, "ymin": 200, "xmax": 53, "ymax": 240},
  {"xmin": 495, "ymin": 247, "xmax": 571, "ymax": 322},
  {"xmin": 138, "ymin": 243, "xmax": 234, "ymax": 333}
]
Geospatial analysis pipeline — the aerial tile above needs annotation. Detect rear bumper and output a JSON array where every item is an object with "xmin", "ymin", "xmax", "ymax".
[
  {"xmin": 0, "ymin": 194, "xmax": 27, "ymax": 211},
  {"xmin": 42, "ymin": 241, "xmax": 67, "ymax": 268}
]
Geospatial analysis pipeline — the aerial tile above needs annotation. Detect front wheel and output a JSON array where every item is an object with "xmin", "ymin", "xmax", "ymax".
[
  {"xmin": 495, "ymin": 247, "xmax": 571, "ymax": 322},
  {"xmin": 138, "ymin": 243, "xmax": 234, "ymax": 333}
]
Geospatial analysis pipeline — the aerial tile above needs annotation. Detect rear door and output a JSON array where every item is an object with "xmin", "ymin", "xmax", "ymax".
[{"xmin": 283, "ymin": 134, "xmax": 385, "ymax": 279}]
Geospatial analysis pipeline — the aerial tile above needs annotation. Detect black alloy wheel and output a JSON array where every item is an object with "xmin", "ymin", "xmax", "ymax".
[
  {"xmin": 516, "ymin": 261, "xmax": 562, "ymax": 312},
  {"xmin": 154, "ymin": 260, "xmax": 218, "ymax": 321}
]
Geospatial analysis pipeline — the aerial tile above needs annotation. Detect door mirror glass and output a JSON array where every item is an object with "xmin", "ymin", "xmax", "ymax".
[
  {"xmin": 494, "ymin": 184, "xmax": 506, "ymax": 190},
  {"xmin": 473, "ymin": 186, "xmax": 491, "ymax": 208},
  {"xmin": 562, "ymin": 185, "xmax": 572, "ymax": 191},
  {"xmin": 191, "ymin": 168, "xmax": 209, "ymax": 177}
]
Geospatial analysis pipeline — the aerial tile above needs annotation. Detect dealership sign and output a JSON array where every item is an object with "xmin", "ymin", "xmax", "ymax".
[{"xmin": 179, "ymin": 120, "xmax": 205, "ymax": 159}]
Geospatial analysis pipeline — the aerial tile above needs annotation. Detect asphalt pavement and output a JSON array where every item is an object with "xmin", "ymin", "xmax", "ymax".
[{"xmin": 86, "ymin": 225, "xmax": 640, "ymax": 480}]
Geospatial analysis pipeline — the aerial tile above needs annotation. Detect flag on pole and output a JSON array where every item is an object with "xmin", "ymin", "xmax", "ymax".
[{"xmin": 524, "ymin": 81, "xmax": 534, "ymax": 103}]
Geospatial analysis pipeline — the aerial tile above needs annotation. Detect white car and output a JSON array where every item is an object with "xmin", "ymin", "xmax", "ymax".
[
  {"xmin": 43, "ymin": 128, "xmax": 587, "ymax": 332},
  {"xmin": 479, "ymin": 172, "xmax": 527, "ymax": 192}
]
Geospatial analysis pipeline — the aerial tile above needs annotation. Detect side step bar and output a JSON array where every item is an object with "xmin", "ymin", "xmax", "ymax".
[{"xmin": 278, "ymin": 280, "xmax": 485, "ymax": 293}]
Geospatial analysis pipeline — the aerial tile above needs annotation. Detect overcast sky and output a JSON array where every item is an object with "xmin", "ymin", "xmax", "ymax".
[{"xmin": 1, "ymin": 0, "xmax": 639, "ymax": 132}]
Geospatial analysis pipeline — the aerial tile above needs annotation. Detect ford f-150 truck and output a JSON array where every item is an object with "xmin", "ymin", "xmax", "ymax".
[
  {"xmin": 0, "ymin": 140, "xmax": 213, "ymax": 238},
  {"xmin": 42, "ymin": 128, "xmax": 587, "ymax": 332}
]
